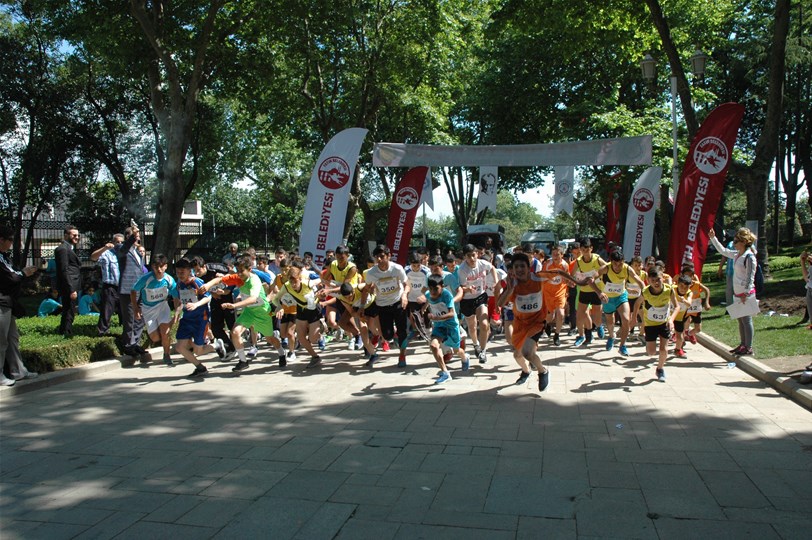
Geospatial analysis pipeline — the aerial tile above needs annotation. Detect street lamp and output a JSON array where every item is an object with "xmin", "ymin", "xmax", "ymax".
[{"xmin": 640, "ymin": 47, "xmax": 708, "ymax": 204}]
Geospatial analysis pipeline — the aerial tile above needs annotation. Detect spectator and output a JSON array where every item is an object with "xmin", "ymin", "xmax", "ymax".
[
  {"xmin": 709, "ymin": 227, "xmax": 757, "ymax": 356},
  {"xmin": 54, "ymin": 225, "xmax": 82, "ymax": 337},
  {"xmin": 38, "ymin": 288, "xmax": 63, "ymax": 317},
  {"xmin": 91, "ymin": 233, "xmax": 124, "ymax": 336},
  {"xmin": 118, "ymin": 226, "xmax": 147, "ymax": 357},
  {"xmin": 716, "ymin": 230, "xmax": 735, "ymax": 305},
  {"xmin": 222, "ymin": 243, "xmax": 239, "ymax": 268},
  {"xmin": 78, "ymin": 284, "xmax": 100, "ymax": 316},
  {"xmin": 0, "ymin": 224, "xmax": 39, "ymax": 386}
]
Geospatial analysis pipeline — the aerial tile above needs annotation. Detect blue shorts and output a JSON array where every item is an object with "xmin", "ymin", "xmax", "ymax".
[
  {"xmin": 602, "ymin": 292, "xmax": 628, "ymax": 315},
  {"xmin": 176, "ymin": 317, "xmax": 208, "ymax": 346},
  {"xmin": 503, "ymin": 307, "xmax": 514, "ymax": 322},
  {"xmin": 432, "ymin": 324, "xmax": 461, "ymax": 349}
]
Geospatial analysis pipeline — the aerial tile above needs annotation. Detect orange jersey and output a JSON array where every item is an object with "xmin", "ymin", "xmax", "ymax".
[
  {"xmin": 542, "ymin": 259, "xmax": 569, "ymax": 309},
  {"xmin": 508, "ymin": 277, "xmax": 547, "ymax": 349}
]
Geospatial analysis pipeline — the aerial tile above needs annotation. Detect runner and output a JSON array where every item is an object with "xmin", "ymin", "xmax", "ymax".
[
  {"xmin": 571, "ymin": 238, "xmax": 606, "ymax": 347},
  {"xmin": 680, "ymin": 262, "xmax": 711, "ymax": 345},
  {"xmin": 130, "ymin": 254, "xmax": 176, "ymax": 366},
  {"xmin": 424, "ymin": 274, "xmax": 469, "ymax": 383},
  {"xmin": 361, "ymin": 245, "xmax": 410, "ymax": 368},
  {"xmin": 541, "ymin": 244, "xmax": 570, "ymax": 346},
  {"xmin": 592, "ymin": 248, "xmax": 645, "ymax": 356},
  {"xmin": 673, "ymin": 274, "xmax": 694, "ymax": 358},
  {"xmin": 631, "ymin": 267, "xmax": 680, "ymax": 382},
  {"xmin": 457, "ymin": 243, "xmax": 498, "ymax": 363},
  {"xmin": 273, "ymin": 260, "xmax": 324, "ymax": 368}
]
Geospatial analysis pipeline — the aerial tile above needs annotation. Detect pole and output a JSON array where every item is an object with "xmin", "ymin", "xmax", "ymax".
[
  {"xmin": 670, "ymin": 76, "xmax": 680, "ymax": 205},
  {"xmin": 422, "ymin": 204, "xmax": 427, "ymax": 248}
]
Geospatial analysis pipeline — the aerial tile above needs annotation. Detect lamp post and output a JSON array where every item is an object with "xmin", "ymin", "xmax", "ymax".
[{"xmin": 640, "ymin": 47, "xmax": 708, "ymax": 204}]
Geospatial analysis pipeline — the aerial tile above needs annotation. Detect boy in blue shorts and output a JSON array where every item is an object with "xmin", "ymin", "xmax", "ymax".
[
  {"xmin": 172, "ymin": 258, "xmax": 226, "ymax": 377},
  {"xmin": 131, "ymin": 254, "xmax": 177, "ymax": 366},
  {"xmin": 425, "ymin": 274, "xmax": 469, "ymax": 384}
]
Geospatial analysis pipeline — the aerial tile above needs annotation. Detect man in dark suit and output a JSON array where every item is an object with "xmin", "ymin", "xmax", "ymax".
[{"xmin": 54, "ymin": 225, "xmax": 82, "ymax": 337}]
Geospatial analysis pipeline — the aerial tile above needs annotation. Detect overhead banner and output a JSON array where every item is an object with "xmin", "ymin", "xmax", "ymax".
[
  {"xmin": 476, "ymin": 167, "xmax": 498, "ymax": 213},
  {"xmin": 622, "ymin": 167, "xmax": 662, "ymax": 260},
  {"xmin": 667, "ymin": 103, "xmax": 745, "ymax": 279},
  {"xmin": 299, "ymin": 127, "xmax": 368, "ymax": 268},
  {"xmin": 553, "ymin": 166, "xmax": 574, "ymax": 215},
  {"xmin": 385, "ymin": 166, "xmax": 428, "ymax": 265},
  {"xmin": 372, "ymin": 135, "xmax": 652, "ymax": 167}
]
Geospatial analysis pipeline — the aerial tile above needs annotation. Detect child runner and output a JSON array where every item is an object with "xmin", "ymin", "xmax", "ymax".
[
  {"xmin": 405, "ymin": 251, "xmax": 431, "ymax": 342},
  {"xmin": 428, "ymin": 254, "xmax": 466, "ymax": 366},
  {"xmin": 171, "ymin": 257, "xmax": 226, "ymax": 377},
  {"xmin": 593, "ymin": 248, "xmax": 645, "ymax": 356},
  {"xmin": 631, "ymin": 267, "xmax": 679, "ymax": 382},
  {"xmin": 425, "ymin": 275, "xmax": 470, "ymax": 383},
  {"xmin": 541, "ymin": 244, "xmax": 570, "ymax": 346},
  {"xmin": 332, "ymin": 282, "xmax": 378, "ymax": 362},
  {"xmin": 673, "ymin": 274, "xmax": 694, "ymax": 359},
  {"xmin": 199, "ymin": 255, "xmax": 279, "ymax": 372},
  {"xmin": 274, "ymin": 260, "xmax": 324, "ymax": 368},
  {"xmin": 131, "ymin": 254, "xmax": 176, "ymax": 366},
  {"xmin": 572, "ymin": 238, "xmax": 606, "ymax": 347},
  {"xmin": 626, "ymin": 255, "xmax": 645, "ymax": 344},
  {"xmin": 680, "ymin": 262, "xmax": 711, "ymax": 344},
  {"xmin": 362, "ymin": 244, "xmax": 410, "ymax": 367},
  {"xmin": 457, "ymin": 243, "xmax": 498, "ymax": 363}
]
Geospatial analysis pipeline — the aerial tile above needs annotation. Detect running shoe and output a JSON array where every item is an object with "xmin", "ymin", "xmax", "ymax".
[
  {"xmin": 435, "ymin": 371, "xmax": 451, "ymax": 384},
  {"xmin": 516, "ymin": 371, "xmax": 530, "ymax": 384},
  {"xmin": 553, "ymin": 334, "xmax": 560, "ymax": 346},
  {"xmin": 278, "ymin": 353, "xmax": 287, "ymax": 367},
  {"xmin": 382, "ymin": 340, "xmax": 390, "ymax": 352},
  {"xmin": 287, "ymin": 351, "xmax": 296, "ymax": 363},
  {"xmin": 605, "ymin": 338, "xmax": 615, "ymax": 352},
  {"xmin": 462, "ymin": 356, "xmax": 470, "ymax": 372},
  {"xmin": 539, "ymin": 369, "xmax": 550, "ymax": 391},
  {"xmin": 656, "ymin": 367, "xmax": 666, "ymax": 382},
  {"xmin": 597, "ymin": 325, "xmax": 605, "ymax": 339},
  {"xmin": 214, "ymin": 338, "xmax": 226, "ymax": 359},
  {"xmin": 318, "ymin": 338, "xmax": 326, "ymax": 351},
  {"xmin": 247, "ymin": 346, "xmax": 258, "ymax": 358},
  {"xmin": 397, "ymin": 354, "xmax": 407, "ymax": 368},
  {"xmin": 687, "ymin": 333, "xmax": 698, "ymax": 345},
  {"xmin": 232, "ymin": 360, "xmax": 250, "ymax": 372},
  {"xmin": 365, "ymin": 353, "xmax": 379, "ymax": 367},
  {"xmin": 574, "ymin": 336, "xmax": 585, "ymax": 347},
  {"xmin": 306, "ymin": 356, "xmax": 322, "ymax": 369},
  {"xmin": 163, "ymin": 355, "xmax": 175, "ymax": 367},
  {"xmin": 354, "ymin": 334, "xmax": 363, "ymax": 350},
  {"xmin": 348, "ymin": 339, "xmax": 356, "ymax": 351},
  {"xmin": 189, "ymin": 364, "xmax": 207, "ymax": 377},
  {"xmin": 619, "ymin": 345, "xmax": 629, "ymax": 356},
  {"xmin": 675, "ymin": 348, "xmax": 687, "ymax": 358},
  {"xmin": 478, "ymin": 351, "xmax": 487, "ymax": 364},
  {"xmin": 281, "ymin": 338, "xmax": 289, "ymax": 349}
]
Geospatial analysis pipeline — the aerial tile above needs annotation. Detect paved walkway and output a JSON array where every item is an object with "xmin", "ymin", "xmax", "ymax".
[{"xmin": 2, "ymin": 332, "xmax": 811, "ymax": 539}]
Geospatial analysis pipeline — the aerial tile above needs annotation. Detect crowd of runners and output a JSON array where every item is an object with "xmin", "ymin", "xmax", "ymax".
[{"xmin": 108, "ymin": 227, "xmax": 721, "ymax": 390}]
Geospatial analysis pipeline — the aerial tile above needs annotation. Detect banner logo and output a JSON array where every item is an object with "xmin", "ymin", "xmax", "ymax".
[
  {"xmin": 395, "ymin": 187, "xmax": 419, "ymax": 210},
  {"xmin": 693, "ymin": 137, "xmax": 728, "ymax": 175},
  {"xmin": 556, "ymin": 181, "xmax": 571, "ymax": 195},
  {"xmin": 632, "ymin": 188, "xmax": 655, "ymax": 212},
  {"xmin": 318, "ymin": 157, "xmax": 351, "ymax": 189}
]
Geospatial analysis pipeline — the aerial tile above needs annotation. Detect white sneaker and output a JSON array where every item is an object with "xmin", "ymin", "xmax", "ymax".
[
  {"xmin": 0, "ymin": 377, "xmax": 16, "ymax": 387},
  {"xmin": 287, "ymin": 351, "xmax": 296, "ymax": 363},
  {"xmin": 247, "ymin": 346, "xmax": 258, "ymax": 358},
  {"xmin": 336, "ymin": 329, "xmax": 344, "ymax": 341},
  {"xmin": 348, "ymin": 339, "xmax": 356, "ymax": 351},
  {"xmin": 214, "ymin": 338, "xmax": 226, "ymax": 359}
]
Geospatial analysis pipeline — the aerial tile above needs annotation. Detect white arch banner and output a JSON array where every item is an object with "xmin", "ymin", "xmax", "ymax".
[{"xmin": 373, "ymin": 135, "xmax": 652, "ymax": 167}]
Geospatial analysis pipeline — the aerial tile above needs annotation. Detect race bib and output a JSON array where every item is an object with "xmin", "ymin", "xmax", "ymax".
[
  {"xmin": 689, "ymin": 298, "xmax": 703, "ymax": 312},
  {"xmin": 646, "ymin": 305, "xmax": 669, "ymax": 323},
  {"xmin": 179, "ymin": 288, "xmax": 198, "ymax": 304},
  {"xmin": 279, "ymin": 293, "xmax": 297, "ymax": 307},
  {"xmin": 515, "ymin": 292, "xmax": 542, "ymax": 314},
  {"xmin": 377, "ymin": 278, "xmax": 399, "ymax": 296},
  {"xmin": 604, "ymin": 282, "xmax": 624, "ymax": 295},
  {"xmin": 145, "ymin": 287, "xmax": 168, "ymax": 303},
  {"xmin": 548, "ymin": 275, "xmax": 563, "ymax": 285},
  {"xmin": 429, "ymin": 302, "xmax": 449, "ymax": 317}
]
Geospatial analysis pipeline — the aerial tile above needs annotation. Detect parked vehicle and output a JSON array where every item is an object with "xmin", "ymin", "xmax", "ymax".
[
  {"xmin": 519, "ymin": 229, "xmax": 557, "ymax": 254},
  {"xmin": 462, "ymin": 224, "xmax": 506, "ymax": 254}
]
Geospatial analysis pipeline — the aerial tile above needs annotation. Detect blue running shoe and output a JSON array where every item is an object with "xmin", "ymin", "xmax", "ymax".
[
  {"xmin": 435, "ymin": 371, "xmax": 451, "ymax": 384},
  {"xmin": 318, "ymin": 338, "xmax": 326, "ymax": 351},
  {"xmin": 462, "ymin": 356, "xmax": 470, "ymax": 372},
  {"xmin": 364, "ymin": 353, "xmax": 379, "ymax": 367},
  {"xmin": 619, "ymin": 345, "xmax": 629, "ymax": 356},
  {"xmin": 574, "ymin": 336, "xmax": 585, "ymax": 347},
  {"xmin": 597, "ymin": 325, "xmax": 605, "ymax": 339},
  {"xmin": 605, "ymin": 338, "xmax": 614, "ymax": 351}
]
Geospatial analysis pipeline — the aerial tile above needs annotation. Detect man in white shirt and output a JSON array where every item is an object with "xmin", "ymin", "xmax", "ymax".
[
  {"xmin": 457, "ymin": 243, "xmax": 498, "ymax": 363},
  {"xmin": 362, "ymin": 245, "xmax": 410, "ymax": 368}
]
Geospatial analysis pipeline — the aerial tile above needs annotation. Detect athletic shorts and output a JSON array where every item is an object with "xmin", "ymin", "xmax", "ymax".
[
  {"xmin": 644, "ymin": 324, "xmax": 671, "ymax": 342},
  {"xmin": 280, "ymin": 313, "xmax": 296, "ymax": 325},
  {"xmin": 296, "ymin": 307, "xmax": 322, "ymax": 324},
  {"xmin": 579, "ymin": 291, "xmax": 601, "ymax": 306},
  {"xmin": 361, "ymin": 303, "xmax": 379, "ymax": 318},
  {"xmin": 687, "ymin": 312, "xmax": 702, "ymax": 323},
  {"xmin": 460, "ymin": 293, "xmax": 488, "ymax": 318},
  {"xmin": 176, "ymin": 317, "xmax": 208, "ymax": 346},
  {"xmin": 236, "ymin": 308, "xmax": 275, "ymax": 336},
  {"xmin": 141, "ymin": 302, "xmax": 171, "ymax": 334},
  {"xmin": 674, "ymin": 319, "xmax": 686, "ymax": 333},
  {"xmin": 487, "ymin": 296, "xmax": 501, "ymax": 322},
  {"xmin": 432, "ymin": 324, "xmax": 461, "ymax": 349},
  {"xmin": 602, "ymin": 293, "xmax": 628, "ymax": 315},
  {"xmin": 502, "ymin": 307, "xmax": 514, "ymax": 322}
]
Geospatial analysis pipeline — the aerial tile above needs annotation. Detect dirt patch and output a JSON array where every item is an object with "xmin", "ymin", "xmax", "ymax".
[{"xmin": 754, "ymin": 293, "xmax": 806, "ymax": 317}]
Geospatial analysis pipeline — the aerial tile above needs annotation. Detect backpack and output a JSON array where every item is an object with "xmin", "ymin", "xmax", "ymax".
[{"xmin": 750, "ymin": 254, "xmax": 765, "ymax": 296}]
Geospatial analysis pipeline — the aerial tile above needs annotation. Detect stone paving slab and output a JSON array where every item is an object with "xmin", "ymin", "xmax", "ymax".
[{"xmin": 2, "ymin": 331, "xmax": 811, "ymax": 538}]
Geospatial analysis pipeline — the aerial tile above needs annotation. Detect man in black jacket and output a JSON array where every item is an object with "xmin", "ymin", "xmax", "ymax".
[
  {"xmin": 54, "ymin": 225, "xmax": 82, "ymax": 337},
  {"xmin": 0, "ymin": 224, "xmax": 39, "ymax": 386}
]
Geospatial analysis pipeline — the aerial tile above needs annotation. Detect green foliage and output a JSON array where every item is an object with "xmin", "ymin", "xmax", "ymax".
[{"xmin": 483, "ymin": 190, "xmax": 543, "ymax": 247}]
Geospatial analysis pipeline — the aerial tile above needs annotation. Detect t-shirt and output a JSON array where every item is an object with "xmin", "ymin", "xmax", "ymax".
[
  {"xmin": 641, "ymin": 283, "xmax": 674, "ymax": 327},
  {"xmin": 221, "ymin": 273, "xmax": 269, "ymax": 314},
  {"xmin": 38, "ymin": 298, "xmax": 61, "ymax": 317},
  {"xmin": 406, "ymin": 266, "xmax": 429, "ymax": 302},
  {"xmin": 78, "ymin": 294, "xmax": 97, "ymax": 315},
  {"xmin": 365, "ymin": 262, "xmax": 407, "ymax": 307},
  {"xmin": 132, "ymin": 272, "xmax": 176, "ymax": 308},
  {"xmin": 252, "ymin": 268, "xmax": 274, "ymax": 285},
  {"xmin": 485, "ymin": 267, "xmax": 507, "ymax": 296},
  {"xmin": 425, "ymin": 288, "xmax": 458, "ymax": 330},
  {"xmin": 171, "ymin": 277, "xmax": 210, "ymax": 322},
  {"xmin": 457, "ymin": 259, "xmax": 494, "ymax": 300},
  {"xmin": 329, "ymin": 260, "xmax": 359, "ymax": 285},
  {"xmin": 541, "ymin": 259, "xmax": 569, "ymax": 296},
  {"xmin": 573, "ymin": 255, "xmax": 605, "ymax": 293}
]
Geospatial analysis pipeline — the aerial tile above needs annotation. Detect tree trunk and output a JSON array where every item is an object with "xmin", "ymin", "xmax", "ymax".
[{"xmin": 151, "ymin": 119, "xmax": 191, "ymax": 260}]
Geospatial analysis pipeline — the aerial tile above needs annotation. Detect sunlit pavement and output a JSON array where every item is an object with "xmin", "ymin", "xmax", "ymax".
[{"xmin": 1, "ymin": 332, "xmax": 810, "ymax": 539}]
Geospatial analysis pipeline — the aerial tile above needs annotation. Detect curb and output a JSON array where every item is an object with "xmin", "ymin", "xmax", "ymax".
[{"xmin": 697, "ymin": 333, "xmax": 812, "ymax": 411}]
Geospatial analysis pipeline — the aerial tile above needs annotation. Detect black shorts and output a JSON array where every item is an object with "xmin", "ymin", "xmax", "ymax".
[
  {"xmin": 280, "ymin": 313, "xmax": 296, "ymax": 325},
  {"xmin": 296, "ymin": 307, "xmax": 322, "ymax": 324},
  {"xmin": 645, "ymin": 324, "xmax": 671, "ymax": 342},
  {"xmin": 674, "ymin": 319, "xmax": 686, "ymax": 333},
  {"xmin": 687, "ymin": 312, "xmax": 702, "ymax": 323},
  {"xmin": 460, "ymin": 293, "xmax": 488, "ymax": 318},
  {"xmin": 361, "ymin": 303, "xmax": 379, "ymax": 318},
  {"xmin": 579, "ymin": 291, "xmax": 601, "ymax": 306}
]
